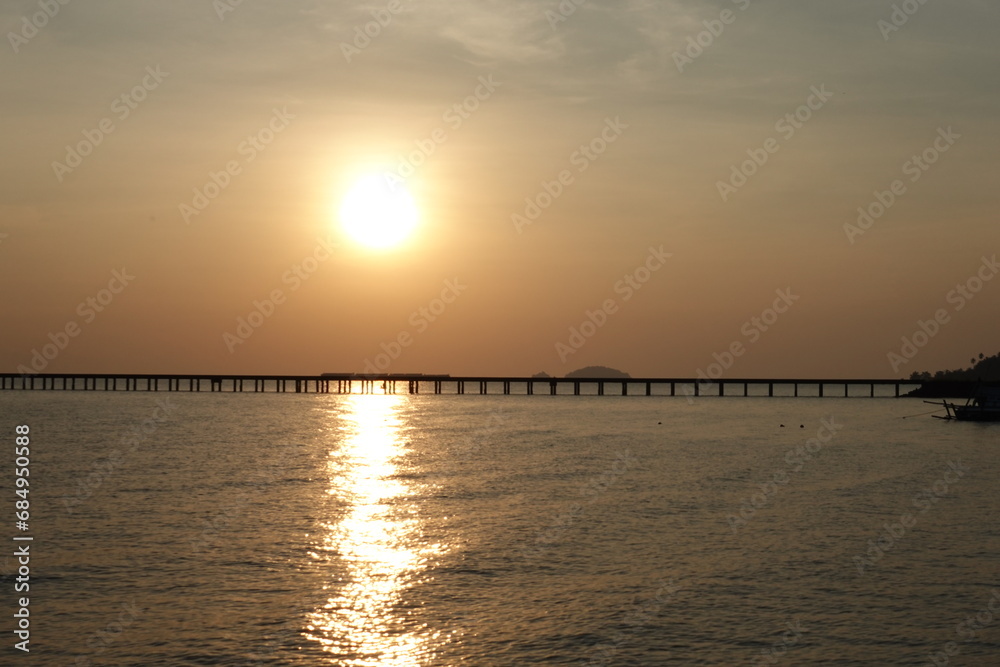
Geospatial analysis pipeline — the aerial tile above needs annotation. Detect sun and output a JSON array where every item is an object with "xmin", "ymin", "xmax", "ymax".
[{"xmin": 339, "ymin": 174, "xmax": 419, "ymax": 249}]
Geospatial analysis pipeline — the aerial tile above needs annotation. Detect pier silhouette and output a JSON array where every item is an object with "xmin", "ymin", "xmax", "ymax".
[{"xmin": 0, "ymin": 373, "xmax": 924, "ymax": 397}]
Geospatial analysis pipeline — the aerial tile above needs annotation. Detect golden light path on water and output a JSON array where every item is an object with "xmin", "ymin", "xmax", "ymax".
[{"xmin": 304, "ymin": 394, "xmax": 444, "ymax": 665}]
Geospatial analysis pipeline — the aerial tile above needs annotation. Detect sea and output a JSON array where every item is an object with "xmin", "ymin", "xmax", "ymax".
[{"xmin": 2, "ymin": 389, "xmax": 999, "ymax": 666}]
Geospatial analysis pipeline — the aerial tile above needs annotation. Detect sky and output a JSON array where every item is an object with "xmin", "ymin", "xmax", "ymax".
[{"xmin": 1, "ymin": 0, "xmax": 998, "ymax": 379}]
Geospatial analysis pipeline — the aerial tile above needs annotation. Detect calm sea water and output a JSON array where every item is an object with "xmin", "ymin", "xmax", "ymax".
[{"xmin": 2, "ymin": 391, "xmax": 999, "ymax": 665}]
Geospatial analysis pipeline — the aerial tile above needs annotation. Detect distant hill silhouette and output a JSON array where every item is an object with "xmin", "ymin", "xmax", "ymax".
[
  {"xmin": 532, "ymin": 371, "xmax": 552, "ymax": 378},
  {"xmin": 909, "ymin": 351, "xmax": 1000, "ymax": 382},
  {"xmin": 565, "ymin": 366, "xmax": 630, "ymax": 379}
]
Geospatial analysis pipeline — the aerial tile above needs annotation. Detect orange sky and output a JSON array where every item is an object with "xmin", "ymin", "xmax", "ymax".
[{"xmin": 1, "ymin": 1, "xmax": 998, "ymax": 379}]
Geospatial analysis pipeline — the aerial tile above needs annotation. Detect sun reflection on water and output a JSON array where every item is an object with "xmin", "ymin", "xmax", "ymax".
[{"xmin": 304, "ymin": 394, "xmax": 441, "ymax": 665}]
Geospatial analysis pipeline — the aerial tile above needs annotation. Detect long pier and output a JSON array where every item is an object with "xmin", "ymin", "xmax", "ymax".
[{"xmin": 0, "ymin": 373, "xmax": 923, "ymax": 397}]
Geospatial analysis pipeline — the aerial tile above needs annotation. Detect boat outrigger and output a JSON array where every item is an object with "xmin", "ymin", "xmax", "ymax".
[{"xmin": 925, "ymin": 386, "xmax": 1000, "ymax": 421}]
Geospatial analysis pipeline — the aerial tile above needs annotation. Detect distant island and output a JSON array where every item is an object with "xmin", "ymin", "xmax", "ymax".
[
  {"xmin": 565, "ymin": 366, "xmax": 631, "ymax": 379},
  {"xmin": 531, "ymin": 366, "xmax": 631, "ymax": 379},
  {"xmin": 909, "ymin": 352, "xmax": 999, "ymax": 382},
  {"xmin": 905, "ymin": 352, "xmax": 999, "ymax": 398}
]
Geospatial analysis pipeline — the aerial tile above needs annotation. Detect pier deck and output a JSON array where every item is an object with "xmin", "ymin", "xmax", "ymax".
[{"xmin": 0, "ymin": 373, "xmax": 923, "ymax": 397}]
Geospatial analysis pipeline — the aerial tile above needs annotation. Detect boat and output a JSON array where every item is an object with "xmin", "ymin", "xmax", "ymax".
[{"xmin": 925, "ymin": 385, "xmax": 1000, "ymax": 421}]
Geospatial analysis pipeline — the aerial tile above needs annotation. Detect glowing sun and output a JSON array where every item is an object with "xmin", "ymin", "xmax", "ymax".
[{"xmin": 339, "ymin": 174, "xmax": 419, "ymax": 249}]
